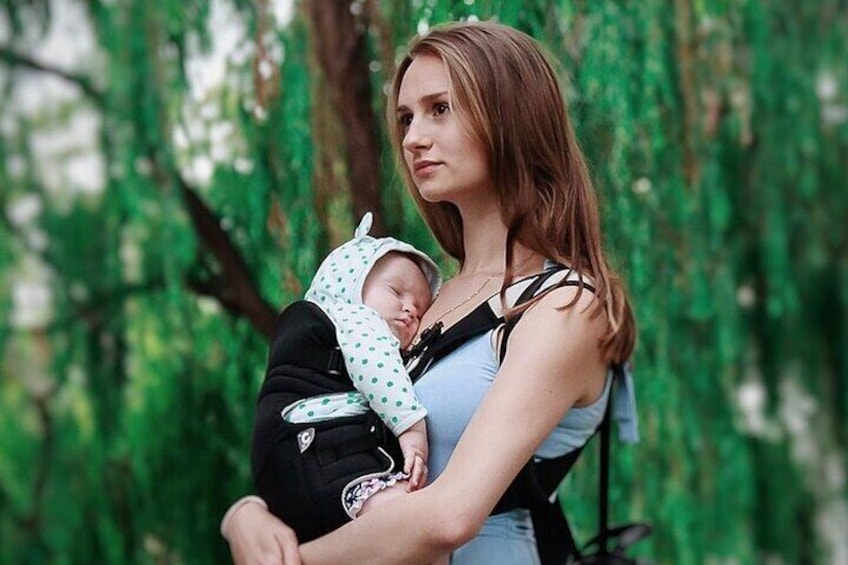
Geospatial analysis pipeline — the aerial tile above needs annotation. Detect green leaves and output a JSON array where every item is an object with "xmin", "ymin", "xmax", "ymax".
[{"xmin": 0, "ymin": 0, "xmax": 846, "ymax": 562}]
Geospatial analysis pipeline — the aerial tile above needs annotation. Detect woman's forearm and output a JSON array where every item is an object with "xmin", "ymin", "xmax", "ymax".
[{"xmin": 300, "ymin": 485, "xmax": 467, "ymax": 564}]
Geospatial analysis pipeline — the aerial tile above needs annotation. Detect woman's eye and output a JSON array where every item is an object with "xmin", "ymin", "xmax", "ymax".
[
  {"xmin": 398, "ymin": 113, "xmax": 412, "ymax": 127},
  {"xmin": 433, "ymin": 102, "xmax": 449, "ymax": 116}
]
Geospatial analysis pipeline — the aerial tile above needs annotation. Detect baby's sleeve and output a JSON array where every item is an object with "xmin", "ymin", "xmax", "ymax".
[{"xmin": 327, "ymin": 303, "xmax": 426, "ymax": 435}]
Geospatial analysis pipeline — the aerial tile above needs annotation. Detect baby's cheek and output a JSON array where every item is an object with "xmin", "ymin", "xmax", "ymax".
[
  {"xmin": 388, "ymin": 322, "xmax": 409, "ymax": 349},
  {"xmin": 397, "ymin": 331, "xmax": 412, "ymax": 350}
]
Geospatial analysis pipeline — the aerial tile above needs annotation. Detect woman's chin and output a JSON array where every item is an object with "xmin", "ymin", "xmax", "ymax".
[{"xmin": 416, "ymin": 187, "xmax": 451, "ymax": 204}]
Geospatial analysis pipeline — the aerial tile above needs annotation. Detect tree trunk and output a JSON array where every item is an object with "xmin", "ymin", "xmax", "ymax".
[{"xmin": 305, "ymin": 0, "xmax": 384, "ymax": 233}]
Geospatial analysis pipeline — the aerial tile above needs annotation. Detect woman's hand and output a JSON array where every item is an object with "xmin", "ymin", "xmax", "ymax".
[{"xmin": 223, "ymin": 499, "xmax": 302, "ymax": 565}]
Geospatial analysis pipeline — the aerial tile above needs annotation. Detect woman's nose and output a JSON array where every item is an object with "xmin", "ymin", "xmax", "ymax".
[{"xmin": 402, "ymin": 118, "xmax": 432, "ymax": 152}]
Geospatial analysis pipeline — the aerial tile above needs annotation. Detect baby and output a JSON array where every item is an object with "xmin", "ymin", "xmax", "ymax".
[{"xmin": 249, "ymin": 213, "xmax": 441, "ymax": 542}]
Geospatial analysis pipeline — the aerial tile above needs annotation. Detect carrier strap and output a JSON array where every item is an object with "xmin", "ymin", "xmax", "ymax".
[
  {"xmin": 498, "ymin": 269, "xmax": 596, "ymax": 362},
  {"xmin": 598, "ymin": 367, "xmax": 613, "ymax": 552},
  {"xmin": 406, "ymin": 302, "xmax": 500, "ymax": 383},
  {"xmin": 530, "ymin": 375, "xmax": 614, "ymax": 564}
]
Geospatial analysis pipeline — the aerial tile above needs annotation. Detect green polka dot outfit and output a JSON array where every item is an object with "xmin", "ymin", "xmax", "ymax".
[{"xmin": 284, "ymin": 213, "xmax": 441, "ymax": 436}]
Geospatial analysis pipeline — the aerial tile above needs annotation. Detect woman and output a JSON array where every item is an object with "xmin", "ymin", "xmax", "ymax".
[{"xmin": 223, "ymin": 20, "xmax": 636, "ymax": 564}]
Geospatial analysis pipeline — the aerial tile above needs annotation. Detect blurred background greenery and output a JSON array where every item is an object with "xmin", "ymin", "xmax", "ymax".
[{"xmin": 1, "ymin": 0, "xmax": 846, "ymax": 563}]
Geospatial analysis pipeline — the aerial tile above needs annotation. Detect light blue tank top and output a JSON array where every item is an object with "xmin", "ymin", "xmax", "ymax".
[
  {"xmin": 414, "ymin": 329, "xmax": 611, "ymax": 483},
  {"xmin": 413, "ymin": 330, "xmax": 614, "ymax": 564}
]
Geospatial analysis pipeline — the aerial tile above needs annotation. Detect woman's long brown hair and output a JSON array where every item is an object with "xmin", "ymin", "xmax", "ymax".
[{"xmin": 387, "ymin": 21, "xmax": 635, "ymax": 364}]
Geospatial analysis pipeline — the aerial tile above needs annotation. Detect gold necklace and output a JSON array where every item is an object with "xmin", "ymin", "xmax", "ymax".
[
  {"xmin": 428, "ymin": 252, "xmax": 538, "ymax": 328},
  {"xmin": 430, "ymin": 273, "xmax": 499, "ymax": 327},
  {"xmin": 409, "ymin": 274, "xmax": 499, "ymax": 354},
  {"xmin": 411, "ymin": 255, "xmax": 540, "ymax": 351}
]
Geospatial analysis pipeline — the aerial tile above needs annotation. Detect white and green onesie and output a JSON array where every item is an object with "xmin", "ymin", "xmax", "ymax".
[{"xmin": 281, "ymin": 213, "xmax": 442, "ymax": 436}]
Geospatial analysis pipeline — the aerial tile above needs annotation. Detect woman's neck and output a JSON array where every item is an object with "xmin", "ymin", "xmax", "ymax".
[
  {"xmin": 456, "ymin": 205, "xmax": 544, "ymax": 278},
  {"xmin": 414, "ymin": 204, "xmax": 544, "ymax": 338},
  {"xmin": 457, "ymin": 207, "xmax": 507, "ymax": 275}
]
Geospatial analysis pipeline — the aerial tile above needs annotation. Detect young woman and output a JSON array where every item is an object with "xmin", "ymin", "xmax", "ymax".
[{"xmin": 222, "ymin": 20, "xmax": 636, "ymax": 564}]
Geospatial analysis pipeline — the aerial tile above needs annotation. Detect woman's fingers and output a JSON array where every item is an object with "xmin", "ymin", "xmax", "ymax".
[
  {"xmin": 275, "ymin": 527, "xmax": 302, "ymax": 565},
  {"xmin": 225, "ymin": 500, "xmax": 300, "ymax": 565}
]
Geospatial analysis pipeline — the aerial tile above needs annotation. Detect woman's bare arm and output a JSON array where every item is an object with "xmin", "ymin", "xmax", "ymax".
[{"xmin": 296, "ymin": 287, "xmax": 608, "ymax": 564}]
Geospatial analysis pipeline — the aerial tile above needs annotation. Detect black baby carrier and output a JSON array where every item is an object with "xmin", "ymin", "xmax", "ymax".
[{"xmin": 250, "ymin": 300, "xmax": 404, "ymax": 542}]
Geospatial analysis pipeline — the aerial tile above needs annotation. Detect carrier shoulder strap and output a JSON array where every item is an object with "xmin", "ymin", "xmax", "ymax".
[
  {"xmin": 493, "ymin": 273, "xmax": 647, "ymax": 562},
  {"xmin": 497, "ymin": 267, "xmax": 596, "ymax": 363},
  {"xmin": 532, "ymin": 378, "xmax": 615, "ymax": 565},
  {"xmin": 489, "ymin": 267, "xmax": 596, "ymax": 520},
  {"xmin": 405, "ymin": 268, "xmax": 571, "ymax": 383},
  {"xmin": 578, "ymin": 363, "xmax": 651, "ymax": 561},
  {"xmin": 490, "ymin": 266, "xmax": 610, "ymax": 565},
  {"xmin": 598, "ymin": 365, "xmax": 614, "ymax": 553}
]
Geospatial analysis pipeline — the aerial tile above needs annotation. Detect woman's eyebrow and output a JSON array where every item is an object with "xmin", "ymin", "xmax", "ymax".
[{"xmin": 396, "ymin": 91, "xmax": 449, "ymax": 114}]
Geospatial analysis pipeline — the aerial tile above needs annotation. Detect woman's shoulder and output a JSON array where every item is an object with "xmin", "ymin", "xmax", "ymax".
[
  {"xmin": 501, "ymin": 288, "xmax": 608, "ymax": 403},
  {"xmin": 485, "ymin": 262, "xmax": 595, "ymax": 318},
  {"xmin": 519, "ymin": 280, "xmax": 603, "ymax": 336},
  {"xmin": 501, "ymin": 264, "xmax": 606, "ymax": 362}
]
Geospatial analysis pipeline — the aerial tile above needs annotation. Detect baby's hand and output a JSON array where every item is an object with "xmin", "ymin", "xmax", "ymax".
[{"xmin": 397, "ymin": 419, "xmax": 429, "ymax": 491}]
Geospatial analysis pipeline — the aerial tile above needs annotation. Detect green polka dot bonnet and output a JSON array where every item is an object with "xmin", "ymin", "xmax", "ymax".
[{"xmin": 304, "ymin": 212, "xmax": 442, "ymax": 307}]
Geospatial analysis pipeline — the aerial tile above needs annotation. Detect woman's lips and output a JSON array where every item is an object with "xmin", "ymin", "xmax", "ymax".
[{"xmin": 413, "ymin": 160, "xmax": 441, "ymax": 176}]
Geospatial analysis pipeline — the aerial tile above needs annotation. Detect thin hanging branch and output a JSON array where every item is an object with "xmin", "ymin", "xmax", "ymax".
[
  {"xmin": 672, "ymin": 0, "xmax": 701, "ymax": 188},
  {"xmin": 19, "ymin": 387, "xmax": 54, "ymax": 539}
]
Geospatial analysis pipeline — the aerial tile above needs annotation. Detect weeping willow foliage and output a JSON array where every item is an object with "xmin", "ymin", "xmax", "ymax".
[{"xmin": 0, "ymin": 0, "xmax": 846, "ymax": 563}]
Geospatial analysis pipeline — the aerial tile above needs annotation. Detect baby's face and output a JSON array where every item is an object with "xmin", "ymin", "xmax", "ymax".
[{"xmin": 361, "ymin": 253, "xmax": 432, "ymax": 349}]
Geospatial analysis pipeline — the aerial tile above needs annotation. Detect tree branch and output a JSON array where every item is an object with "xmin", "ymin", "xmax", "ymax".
[
  {"xmin": 0, "ymin": 40, "xmax": 278, "ymax": 341},
  {"xmin": 126, "ymin": 42, "xmax": 276, "ymax": 340},
  {"xmin": 0, "ymin": 45, "xmax": 104, "ymax": 104},
  {"xmin": 175, "ymin": 173, "xmax": 277, "ymax": 339}
]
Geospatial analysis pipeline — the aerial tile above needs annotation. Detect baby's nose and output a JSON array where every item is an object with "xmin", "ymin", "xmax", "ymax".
[{"xmin": 404, "ymin": 303, "xmax": 419, "ymax": 318}]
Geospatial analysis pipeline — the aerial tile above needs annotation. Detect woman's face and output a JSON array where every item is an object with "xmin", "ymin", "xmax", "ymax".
[{"xmin": 396, "ymin": 54, "xmax": 491, "ymax": 205}]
